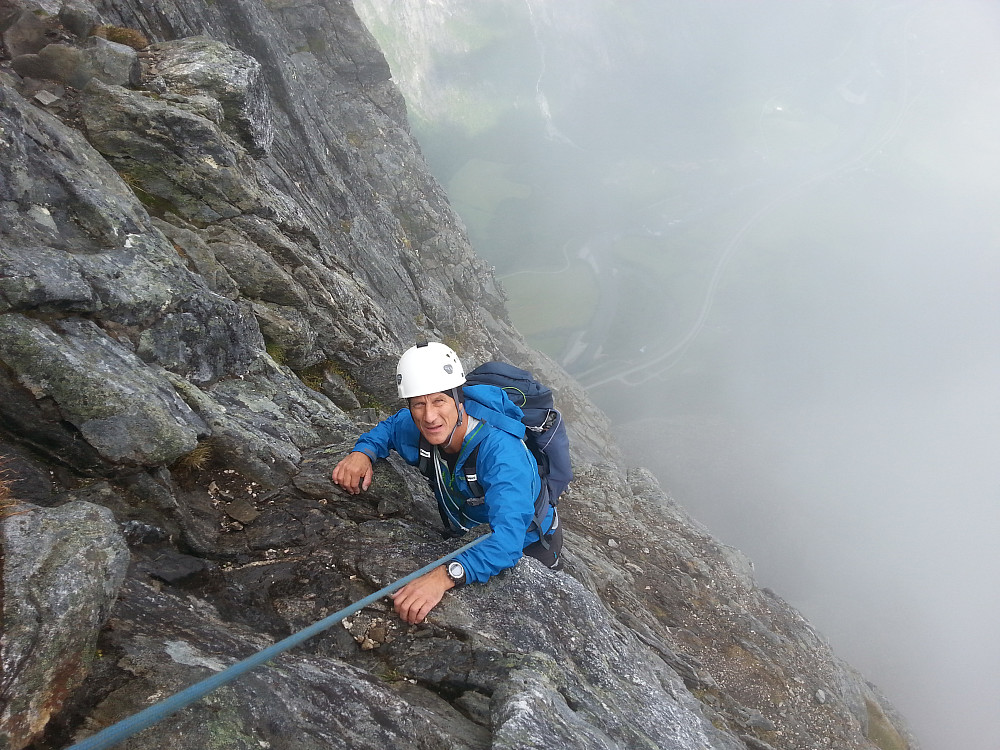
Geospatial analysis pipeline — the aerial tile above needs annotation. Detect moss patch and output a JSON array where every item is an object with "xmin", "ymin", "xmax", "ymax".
[
  {"xmin": 264, "ymin": 339, "xmax": 287, "ymax": 365},
  {"xmin": 118, "ymin": 170, "xmax": 180, "ymax": 218},
  {"xmin": 296, "ymin": 361, "xmax": 327, "ymax": 391}
]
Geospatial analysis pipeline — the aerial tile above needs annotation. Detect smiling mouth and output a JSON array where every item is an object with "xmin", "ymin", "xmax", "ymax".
[{"xmin": 422, "ymin": 423, "xmax": 452, "ymax": 445}]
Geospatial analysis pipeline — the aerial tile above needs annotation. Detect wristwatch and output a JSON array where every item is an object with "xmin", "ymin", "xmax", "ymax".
[{"xmin": 445, "ymin": 561, "xmax": 466, "ymax": 588}]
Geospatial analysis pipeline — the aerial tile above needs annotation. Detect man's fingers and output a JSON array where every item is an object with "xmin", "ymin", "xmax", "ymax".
[
  {"xmin": 392, "ymin": 589, "xmax": 418, "ymax": 623},
  {"xmin": 391, "ymin": 572, "xmax": 450, "ymax": 625},
  {"xmin": 405, "ymin": 599, "xmax": 432, "ymax": 625},
  {"xmin": 332, "ymin": 470, "xmax": 355, "ymax": 494},
  {"xmin": 392, "ymin": 585, "xmax": 431, "ymax": 624},
  {"xmin": 331, "ymin": 453, "xmax": 372, "ymax": 495}
]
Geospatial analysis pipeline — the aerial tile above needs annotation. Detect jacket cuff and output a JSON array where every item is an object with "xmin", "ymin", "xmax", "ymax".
[{"xmin": 354, "ymin": 446, "xmax": 377, "ymax": 462}]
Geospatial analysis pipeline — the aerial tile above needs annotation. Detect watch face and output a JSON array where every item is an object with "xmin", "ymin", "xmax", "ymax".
[{"xmin": 447, "ymin": 561, "xmax": 465, "ymax": 580}]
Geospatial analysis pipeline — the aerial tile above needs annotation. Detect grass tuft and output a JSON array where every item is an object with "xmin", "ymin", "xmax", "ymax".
[
  {"xmin": 0, "ymin": 465, "xmax": 27, "ymax": 520},
  {"xmin": 93, "ymin": 24, "xmax": 150, "ymax": 50},
  {"xmin": 172, "ymin": 440, "xmax": 215, "ymax": 475}
]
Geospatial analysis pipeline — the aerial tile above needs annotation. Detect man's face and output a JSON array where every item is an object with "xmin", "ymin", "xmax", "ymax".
[{"xmin": 409, "ymin": 392, "xmax": 459, "ymax": 446}]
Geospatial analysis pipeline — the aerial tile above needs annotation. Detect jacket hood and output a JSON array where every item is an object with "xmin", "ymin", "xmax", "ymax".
[{"xmin": 462, "ymin": 384, "xmax": 526, "ymax": 438}]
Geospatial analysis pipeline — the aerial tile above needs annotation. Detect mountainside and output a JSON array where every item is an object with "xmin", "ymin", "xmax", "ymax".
[{"xmin": 0, "ymin": 2, "xmax": 915, "ymax": 750}]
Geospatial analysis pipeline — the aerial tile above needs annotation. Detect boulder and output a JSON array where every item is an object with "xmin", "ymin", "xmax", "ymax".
[
  {"xmin": 152, "ymin": 36, "xmax": 274, "ymax": 156},
  {"xmin": 79, "ymin": 78, "xmax": 261, "ymax": 225},
  {"xmin": 12, "ymin": 38, "xmax": 139, "ymax": 88},
  {"xmin": 1, "ymin": 8, "xmax": 48, "ymax": 58},
  {"xmin": 0, "ymin": 501, "xmax": 129, "ymax": 750},
  {"xmin": 57, "ymin": 0, "xmax": 101, "ymax": 39},
  {"xmin": 81, "ymin": 35, "xmax": 140, "ymax": 86}
]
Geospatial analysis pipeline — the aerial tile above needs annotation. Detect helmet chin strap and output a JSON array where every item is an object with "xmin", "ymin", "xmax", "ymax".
[{"xmin": 442, "ymin": 388, "xmax": 465, "ymax": 452}]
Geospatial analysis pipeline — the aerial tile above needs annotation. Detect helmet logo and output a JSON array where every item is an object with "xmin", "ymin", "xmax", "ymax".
[
  {"xmin": 444, "ymin": 365, "xmax": 453, "ymax": 374},
  {"xmin": 397, "ymin": 374, "xmax": 403, "ymax": 385}
]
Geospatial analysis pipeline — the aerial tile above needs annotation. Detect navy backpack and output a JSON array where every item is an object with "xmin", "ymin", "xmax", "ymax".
[{"xmin": 462, "ymin": 361, "xmax": 573, "ymax": 504}]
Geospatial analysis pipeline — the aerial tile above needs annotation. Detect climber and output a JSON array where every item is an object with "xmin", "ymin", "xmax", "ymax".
[{"xmin": 331, "ymin": 341, "xmax": 562, "ymax": 625}]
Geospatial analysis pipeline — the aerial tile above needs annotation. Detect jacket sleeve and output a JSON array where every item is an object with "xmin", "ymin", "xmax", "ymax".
[
  {"xmin": 454, "ymin": 433, "xmax": 540, "ymax": 583},
  {"xmin": 352, "ymin": 409, "xmax": 422, "ymax": 466}
]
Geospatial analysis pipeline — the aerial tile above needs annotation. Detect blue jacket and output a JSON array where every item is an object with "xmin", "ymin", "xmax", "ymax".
[{"xmin": 352, "ymin": 384, "xmax": 552, "ymax": 584}]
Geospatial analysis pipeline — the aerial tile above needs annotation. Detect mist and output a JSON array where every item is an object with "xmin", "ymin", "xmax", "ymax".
[{"xmin": 355, "ymin": 2, "xmax": 1000, "ymax": 748}]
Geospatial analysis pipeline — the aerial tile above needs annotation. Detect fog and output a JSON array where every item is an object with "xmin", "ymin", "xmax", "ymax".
[{"xmin": 355, "ymin": 2, "xmax": 1000, "ymax": 748}]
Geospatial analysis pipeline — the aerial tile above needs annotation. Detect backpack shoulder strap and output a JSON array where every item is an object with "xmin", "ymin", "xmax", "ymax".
[
  {"xmin": 461, "ymin": 443, "xmax": 484, "ymax": 498},
  {"xmin": 418, "ymin": 433, "xmax": 485, "ymax": 498},
  {"xmin": 417, "ymin": 434, "xmax": 433, "ymax": 478},
  {"xmin": 461, "ymin": 442, "xmax": 550, "ymax": 547}
]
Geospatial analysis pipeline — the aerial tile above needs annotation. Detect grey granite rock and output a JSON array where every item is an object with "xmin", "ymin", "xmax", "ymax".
[
  {"xmin": 0, "ymin": 314, "xmax": 206, "ymax": 465},
  {"xmin": 1, "ymin": 8, "xmax": 48, "ymax": 58},
  {"xmin": 152, "ymin": 36, "xmax": 273, "ymax": 156},
  {"xmin": 0, "ymin": 502, "xmax": 129, "ymax": 750},
  {"xmin": 12, "ymin": 37, "xmax": 138, "ymax": 88},
  {"xmin": 58, "ymin": 0, "xmax": 102, "ymax": 40}
]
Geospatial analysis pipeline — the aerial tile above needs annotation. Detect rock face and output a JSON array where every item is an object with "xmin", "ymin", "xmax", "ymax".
[{"xmin": 0, "ymin": 2, "xmax": 916, "ymax": 750}]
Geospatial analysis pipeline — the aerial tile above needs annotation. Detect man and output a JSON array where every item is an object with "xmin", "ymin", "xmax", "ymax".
[{"xmin": 331, "ymin": 342, "xmax": 562, "ymax": 624}]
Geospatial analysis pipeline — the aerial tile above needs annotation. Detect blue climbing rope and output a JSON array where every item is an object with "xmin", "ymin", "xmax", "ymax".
[{"xmin": 67, "ymin": 532, "xmax": 493, "ymax": 750}]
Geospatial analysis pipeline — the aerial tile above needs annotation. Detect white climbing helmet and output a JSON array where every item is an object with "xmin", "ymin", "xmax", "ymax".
[{"xmin": 396, "ymin": 341, "xmax": 466, "ymax": 399}]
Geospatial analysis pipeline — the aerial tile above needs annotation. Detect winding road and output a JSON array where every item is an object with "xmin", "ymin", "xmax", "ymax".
[{"xmin": 567, "ymin": 5, "xmax": 921, "ymax": 391}]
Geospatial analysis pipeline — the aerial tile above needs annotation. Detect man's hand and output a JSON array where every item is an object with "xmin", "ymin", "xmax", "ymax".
[
  {"xmin": 391, "ymin": 566, "xmax": 454, "ymax": 624},
  {"xmin": 331, "ymin": 451, "xmax": 373, "ymax": 494}
]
